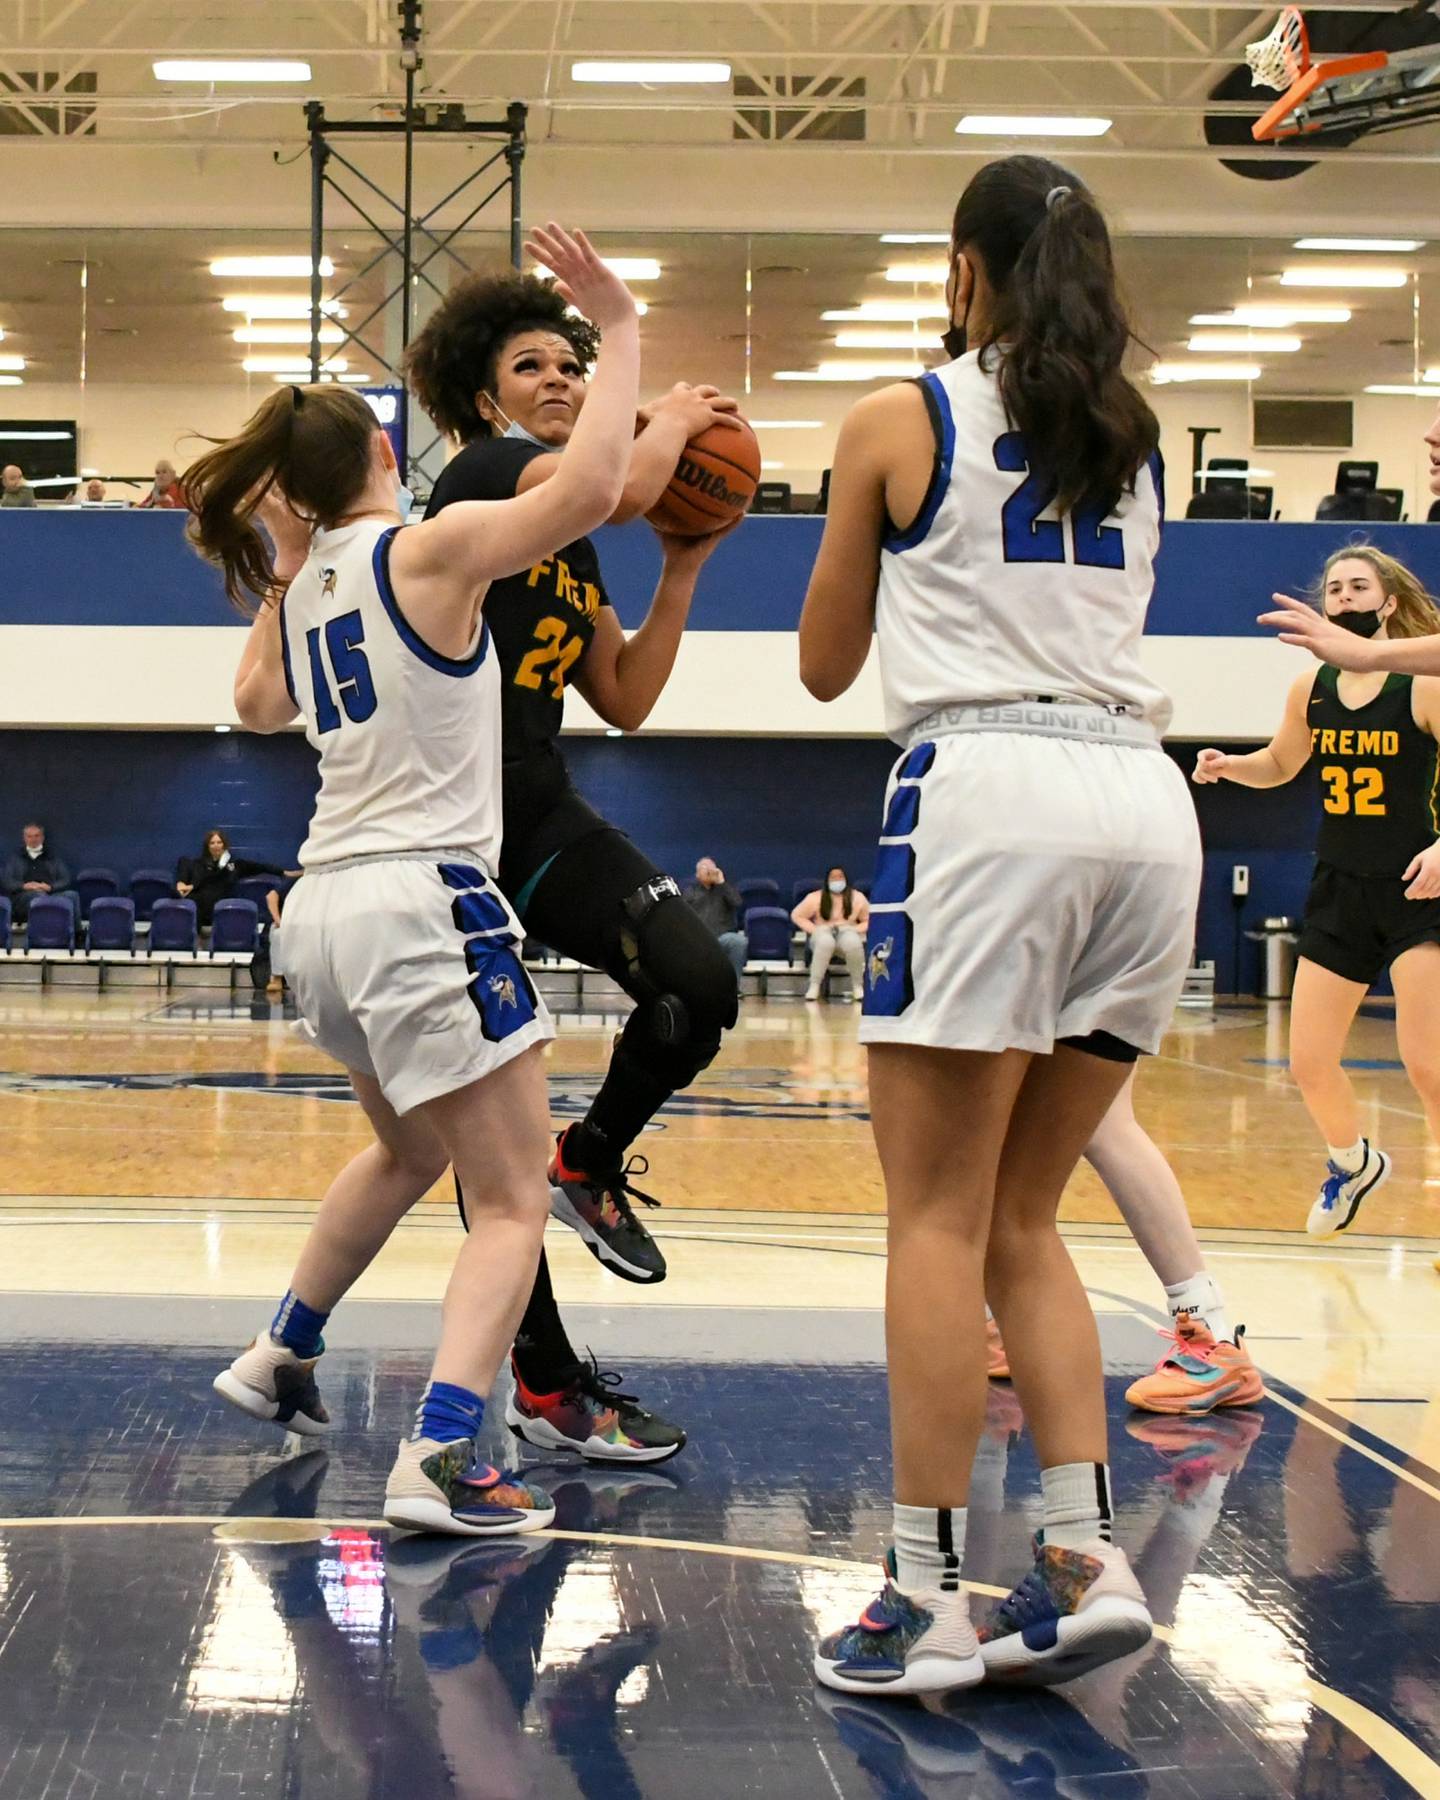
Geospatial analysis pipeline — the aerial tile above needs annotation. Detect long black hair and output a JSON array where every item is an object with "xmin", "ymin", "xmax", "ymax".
[
  {"xmin": 952, "ymin": 155, "xmax": 1158, "ymax": 516},
  {"xmin": 404, "ymin": 270, "xmax": 601, "ymax": 445}
]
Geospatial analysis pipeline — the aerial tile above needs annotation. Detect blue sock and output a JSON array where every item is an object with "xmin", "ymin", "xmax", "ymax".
[
  {"xmin": 414, "ymin": 1380, "xmax": 484, "ymax": 1445},
  {"xmin": 269, "ymin": 1289, "xmax": 329, "ymax": 1359}
]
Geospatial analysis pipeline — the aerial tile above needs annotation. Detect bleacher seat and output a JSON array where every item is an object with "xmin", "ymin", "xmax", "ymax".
[
  {"xmin": 743, "ymin": 906, "xmax": 792, "ymax": 962},
  {"xmin": 0, "ymin": 896, "xmax": 9, "ymax": 951},
  {"xmin": 210, "ymin": 899, "xmax": 259, "ymax": 954},
  {"xmin": 1185, "ymin": 459, "xmax": 1271, "ymax": 521},
  {"xmin": 25, "ymin": 895, "xmax": 76, "ymax": 951},
  {"xmin": 792, "ymin": 878, "xmax": 822, "ymax": 910},
  {"xmin": 737, "ymin": 878, "xmax": 780, "ymax": 922},
  {"xmin": 149, "ymin": 898, "xmax": 197, "ymax": 952},
  {"xmin": 753, "ymin": 481, "xmax": 792, "ymax": 515},
  {"xmin": 234, "ymin": 875, "xmax": 280, "ymax": 912},
  {"xmin": 129, "ymin": 870, "xmax": 174, "ymax": 923},
  {"xmin": 1315, "ymin": 460, "xmax": 1402, "ymax": 522},
  {"xmin": 87, "ymin": 897, "xmax": 136, "ymax": 952},
  {"xmin": 75, "ymin": 868, "xmax": 120, "ymax": 920}
]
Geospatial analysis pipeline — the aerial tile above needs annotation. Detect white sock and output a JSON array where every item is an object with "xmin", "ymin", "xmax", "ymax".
[
  {"xmin": 892, "ymin": 1502, "xmax": 965, "ymax": 1595},
  {"xmin": 1040, "ymin": 1462, "xmax": 1113, "ymax": 1550},
  {"xmin": 1164, "ymin": 1272, "xmax": 1233, "ymax": 1345},
  {"xmin": 1327, "ymin": 1137, "xmax": 1366, "ymax": 1174}
]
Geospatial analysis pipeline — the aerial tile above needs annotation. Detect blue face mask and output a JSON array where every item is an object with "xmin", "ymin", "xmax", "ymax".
[
  {"xmin": 501, "ymin": 419, "xmax": 547, "ymax": 449},
  {"xmin": 394, "ymin": 482, "xmax": 415, "ymax": 522}
]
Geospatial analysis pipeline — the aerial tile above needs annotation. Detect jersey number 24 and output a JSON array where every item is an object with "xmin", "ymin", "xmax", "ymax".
[{"xmin": 994, "ymin": 433, "xmax": 1125, "ymax": 570}]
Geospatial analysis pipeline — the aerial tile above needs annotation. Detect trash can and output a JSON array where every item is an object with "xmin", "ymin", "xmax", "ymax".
[{"xmin": 1247, "ymin": 916, "xmax": 1298, "ymax": 1000}]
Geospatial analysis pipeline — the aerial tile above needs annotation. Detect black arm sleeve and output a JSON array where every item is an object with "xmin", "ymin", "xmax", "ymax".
[{"xmin": 424, "ymin": 439, "xmax": 554, "ymax": 514}]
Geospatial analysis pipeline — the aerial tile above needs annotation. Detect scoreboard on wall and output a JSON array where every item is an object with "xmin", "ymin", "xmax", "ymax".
[{"xmin": 360, "ymin": 387, "xmax": 406, "ymax": 477}]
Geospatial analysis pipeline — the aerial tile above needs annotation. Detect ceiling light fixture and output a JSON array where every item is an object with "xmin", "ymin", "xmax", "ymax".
[
  {"xmin": 1149, "ymin": 362, "xmax": 1261, "ymax": 384},
  {"xmin": 154, "ymin": 59, "xmax": 311, "ymax": 82},
  {"xmin": 834, "ymin": 329, "xmax": 940, "ymax": 350},
  {"xmin": 1294, "ymin": 237, "xmax": 1425, "ymax": 253},
  {"xmin": 879, "ymin": 233, "xmax": 949, "ymax": 244},
  {"xmin": 776, "ymin": 361, "xmax": 930, "ymax": 382},
  {"xmin": 1188, "ymin": 332, "xmax": 1301, "ymax": 353},
  {"xmin": 571, "ymin": 60, "xmax": 730, "ymax": 83},
  {"xmin": 233, "ymin": 325, "xmax": 345, "ymax": 345},
  {"xmin": 210, "ymin": 256, "xmax": 335, "ymax": 278},
  {"xmin": 884, "ymin": 262, "xmax": 949, "ymax": 285},
  {"xmin": 221, "ymin": 296, "xmax": 345, "ymax": 317},
  {"xmin": 1279, "ymin": 267, "xmax": 1408, "ymax": 288},
  {"xmin": 1189, "ymin": 306, "xmax": 1351, "ymax": 326},
  {"xmin": 536, "ymin": 257, "xmax": 660, "ymax": 281},
  {"xmin": 823, "ymin": 302, "xmax": 948, "ymax": 322},
  {"xmin": 1364, "ymin": 383, "xmax": 1440, "ymax": 396},
  {"xmin": 955, "ymin": 114, "xmax": 1111, "ymax": 136},
  {"xmin": 0, "ymin": 355, "xmax": 25, "ymax": 371},
  {"xmin": 1, "ymin": 430, "xmax": 71, "ymax": 440},
  {"xmin": 244, "ymin": 355, "xmax": 347, "ymax": 374},
  {"xmin": 0, "ymin": 376, "xmax": 24, "ymax": 386}
]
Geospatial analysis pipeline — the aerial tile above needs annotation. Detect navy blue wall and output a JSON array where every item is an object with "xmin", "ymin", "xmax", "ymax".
[{"xmin": 0, "ymin": 728, "xmax": 1317, "ymax": 992}]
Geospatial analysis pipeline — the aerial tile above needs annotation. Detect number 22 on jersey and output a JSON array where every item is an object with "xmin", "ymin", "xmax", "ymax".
[{"xmin": 994, "ymin": 432, "xmax": 1126, "ymax": 571}]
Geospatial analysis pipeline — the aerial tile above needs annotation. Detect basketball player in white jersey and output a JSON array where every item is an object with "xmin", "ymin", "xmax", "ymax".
[
  {"xmin": 801, "ymin": 156, "xmax": 1202, "ymax": 1694},
  {"xmin": 197, "ymin": 226, "xmax": 642, "ymax": 1537}
]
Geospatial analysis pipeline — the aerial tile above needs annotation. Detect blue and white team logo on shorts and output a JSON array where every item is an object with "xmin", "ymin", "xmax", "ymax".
[
  {"xmin": 438, "ymin": 862, "xmax": 540, "ymax": 1043},
  {"xmin": 862, "ymin": 914, "xmax": 914, "ymax": 1017}
]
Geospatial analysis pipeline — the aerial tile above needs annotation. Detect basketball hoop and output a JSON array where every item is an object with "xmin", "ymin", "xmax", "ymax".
[{"xmin": 1246, "ymin": 7, "xmax": 1310, "ymax": 93}]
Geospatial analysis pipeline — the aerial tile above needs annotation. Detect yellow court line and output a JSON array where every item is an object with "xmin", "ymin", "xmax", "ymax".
[
  {"xmin": 1262, "ymin": 1385, "xmax": 1440, "ymax": 1505},
  {"xmin": 0, "ymin": 1515, "xmax": 1434, "ymax": 1794}
]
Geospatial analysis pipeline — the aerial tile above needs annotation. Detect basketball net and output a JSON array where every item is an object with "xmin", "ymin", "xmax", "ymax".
[{"xmin": 1246, "ymin": 7, "xmax": 1310, "ymax": 92}]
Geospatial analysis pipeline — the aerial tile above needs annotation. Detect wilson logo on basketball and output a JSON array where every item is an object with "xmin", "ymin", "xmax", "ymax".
[{"xmin": 674, "ymin": 455, "xmax": 749, "ymax": 512}]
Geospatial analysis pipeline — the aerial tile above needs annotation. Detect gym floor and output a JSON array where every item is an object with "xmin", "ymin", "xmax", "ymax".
[{"xmin": 0, "ymin": 991, "xmax": 1436, "ymax": 1798}]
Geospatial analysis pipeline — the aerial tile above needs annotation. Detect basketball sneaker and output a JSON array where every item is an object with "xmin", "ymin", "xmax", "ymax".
[
  {"xmin": 1307, "ymin": 1140, "xmax": 1390, "ymax": 1238},
  {"xmin": 987, "ymin": 1316, "xmax": 1010, "ymax": 1380},
  {"xmin": 384, "ymin": 1437, "xmax": 556, "ymax": 1538},
  {"xmin": 1124, "ymin": 1316, "xmax": 1264, "ymax": 1416},
  {"xmin": 814, "ymin": 1549, "xmax": 985, "ymax": 1697},
  {"xmin": 977, "ymin": 1538, "xmax": 1151, "ymax": 1686},
  {"xmin": 505, "ymin": 1354, "xmax": 686, "ymax": 1464},
  {"xmin": 213, "ymin": 1334, "xmax": 329, "ymax": 1437},
  {"xmin": 548, "ymin": 1130, "xmax": 667, "ymax": 1284}
]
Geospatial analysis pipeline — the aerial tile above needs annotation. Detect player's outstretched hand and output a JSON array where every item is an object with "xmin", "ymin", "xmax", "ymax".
[
  {"xmin": 1193, "ymin": 747, "xmax": 1230, "ymax": 785},
  {"xmin": 1258, "ymin": 592, "xmax": 1378, "ymax": 671},
  {"xmin": 1403, "ymin": 843, "xmax": 1440, "ymax": 900},
  {"xmin": 526, "ymin": 224, "xmax": 638, "ymax": 332}
]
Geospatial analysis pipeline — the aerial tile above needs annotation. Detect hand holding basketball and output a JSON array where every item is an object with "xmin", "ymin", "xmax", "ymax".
[
  {"xmin": 525, "ymin": 223, "xmax": 637, "ymax": 331},
  {"xmin": 1193, "ymin": 748, "xmax": 1230, "ymax": 785},
  {"xmin": 646, "ymin": 412, "xmax": 762, "ymax": 538}
]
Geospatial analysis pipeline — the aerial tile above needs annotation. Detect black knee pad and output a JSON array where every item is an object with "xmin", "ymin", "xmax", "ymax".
[{"xmin": 612, "ymin": 889, "xmax": 738, "ymax": 1088}]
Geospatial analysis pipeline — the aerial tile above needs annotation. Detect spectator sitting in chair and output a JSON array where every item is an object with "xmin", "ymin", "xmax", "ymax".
[
  {"xmin": 134, "ymin": 458, "xmax": 188, "ymax": 510},
  {"xmin": 793, "ymin": 865, "xmax": 869, "ymax": 1003},
  {"xmin": 1, "ymin": 465, "xmax": 37, "ymax": 509},
  {"xmin": 175, "ymin": 829, "xmax": 297, "ymax": 928},
  {"xmin": 683, "ymin": 856, "xmax": 747, "ymax": 978},
  {"xmin": 77, "ymin": 478, "xmax": 108, "ymax": 505},
  {"xmin": 3, "ymin": 822, "xmax": 73, "ymax": 924}
]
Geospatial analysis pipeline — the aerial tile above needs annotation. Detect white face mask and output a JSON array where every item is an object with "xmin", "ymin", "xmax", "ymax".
[
  {"xmin": 25, "ymin": 844, "xmax": 42, "ymax": 860},
  {"xmin": 394, "ymin": 480, "xmax": 415, "ymax": 522},
  {"xmin": 828, "ymin": 879, "xmax": 847, "ymax": 894},
  {"xmin": 485, "ymin": 395, "xmax": 548, "ymax": 449}
]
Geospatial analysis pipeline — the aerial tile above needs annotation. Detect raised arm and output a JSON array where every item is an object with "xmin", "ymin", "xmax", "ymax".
[{"xmin": 1192, "ymin": 671, "xmax": 1316, "ymax": 790}]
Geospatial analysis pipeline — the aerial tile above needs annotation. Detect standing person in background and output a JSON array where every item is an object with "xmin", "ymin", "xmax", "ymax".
[
  {"xmin": 1, "ymin": 465, "xmax": 36, "ymax": 508},
  {"xmin": 793, "ymin": 867, "xmax": 869, "ymax": 1002},
  {"xmin": 4, "ymin": 822, "xmax": 72, "ymax": 924},
  {"xmin": 135, "ymin": 458, "xmax": 188, "ymax": 510},
  {"xmin": 175, "ymin": 828, "xmax": 298, "ymax": 928},
  {"xmin": 801, "ymin": 155, "xmax": 1200, "ymax": 1696},
  {"xmin": 683, "ymin": 857, "xmax": 748, "ymax": 979},
  {"xmin": 202, "ymin": 224, "xmax": 643, "ymax": 1537},
  {"xmin": 406, "ymin": 269, "xmax": 744, "ymax": 1468}
]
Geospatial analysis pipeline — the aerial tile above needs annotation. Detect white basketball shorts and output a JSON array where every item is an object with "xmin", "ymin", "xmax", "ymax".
[
  {"xmin": 858, "ymin": 718, "xmax": 1201, "ymax": 1057},
  {"xmin": 280, "ymin": 853, "xmax": 553, "ymax": 1115}
]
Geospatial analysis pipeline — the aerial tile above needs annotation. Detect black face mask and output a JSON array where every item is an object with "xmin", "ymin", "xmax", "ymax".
[
  {"xmin": 941, "ymin": 260, "xmax": 969, "ymax": 361},
  {"xmin": 1329, "ymin": 607, "xmax": 1387, "ymax": 639}
]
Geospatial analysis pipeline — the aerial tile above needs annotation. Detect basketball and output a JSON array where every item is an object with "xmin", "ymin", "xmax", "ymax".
[{"xmin": 645, "ymin": 417, "xmax": 761, "ymax": 537}]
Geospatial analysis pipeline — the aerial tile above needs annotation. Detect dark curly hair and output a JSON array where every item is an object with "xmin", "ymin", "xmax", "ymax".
[{"xmin": 403, "ymin": 270, "xmax": 601, "ymax": 444}]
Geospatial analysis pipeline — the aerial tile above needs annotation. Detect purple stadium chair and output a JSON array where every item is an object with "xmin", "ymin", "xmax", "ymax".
[
  {"xmin": 25, "ymin": 895, "xmax": 76, "ymax": 951},
  {"xmin": 75, "ymin": 868, "xmax": 120, "ymax": 920},
  {"xmin": 234, "ymin": 875, "xmax": 280, "ymax": 912},
  {"xmin": 129, "ymin": 870, "xmax": 175, "ymax": 923},
  {"xmin": 740, "ymin": 906, "xmax": 790, "ymax": 963},
  {"xmin": 736, "ymin": 878, "xmax": 780, "ymax": 924},
  {"xmin": 792, "ymin": 878, "xmax": 822, "ymax": 910},
  {"xmin": 210, "ymin": 899, "xmax": 259, "ymax": 954},
  {"xmin": 87, "ymin": 897, "xmax": 136, "ymax": 952},
  {"xmin": 0, "ymin": 896, "xmax": 10, "ymax": 951},
  {"xmin": 148, "ymin": 898, "xmax": 198, "ymax": 953}
]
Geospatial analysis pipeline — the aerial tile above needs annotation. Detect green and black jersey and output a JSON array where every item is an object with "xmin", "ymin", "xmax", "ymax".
[{"xmin": 1307, "ymin": 666, "xmax": 1440, "ymax": 876}]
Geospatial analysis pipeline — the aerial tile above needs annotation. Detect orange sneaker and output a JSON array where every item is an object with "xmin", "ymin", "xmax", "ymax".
[
  {"xmin": 986, "ymin": 1316, "xmax": 1010, "ymax": 1381},
  {"xmin": 1124, "ymin": 1316, "xmax": 1264, "ymax": 1416}
]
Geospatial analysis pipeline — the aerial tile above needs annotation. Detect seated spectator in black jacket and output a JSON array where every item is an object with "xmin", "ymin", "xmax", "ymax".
[
  {"xmin": 683, "ymin": 856, "xmax": 747, "ymax": 977},
  {"xmin": 175, "ymin": 829, "xmax": 297, "ymax": 927},
  {"xmin": 3, "ymin": 822, "xmax": 73, "ymax": 923}
]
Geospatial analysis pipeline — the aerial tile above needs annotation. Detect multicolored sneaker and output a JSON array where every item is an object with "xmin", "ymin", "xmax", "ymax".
[
  {"xmin": 1124, "ymin": 1317, "xmax": 1265, "ymax": 1416},
  {"xmin": 814, "ymin": 1550, "xmax": 985, "ymax": 1697},
  {"xmin": 505, "ymin": 1354, "xmax": 686, "ymax": 1464},
  {"xmin": 987, "ymin": 1316, "xmax": 1010, "ymax": 1381},
  {"xmin": 213, "ymin": 1334, "xmax": 329, "ymax": 1437},
  {"xmin": 384, "ymin": 1437, "xmax": 556, "ymax": 1538},
  {"xmin": 1307, "ymin": 1140, "xmax": 1390, "ymax": 1238},
  {"xmin": 978, "ymin": 1539, "xmax": 1151, "ymax": 1686},
  {"xmin": 1126, "ymin": 1410, "xmax": 1265, "ymax": 1505},
  {"xmin": 548, "ymin": 1131, "xmax": 667, "ymax": 1284}
]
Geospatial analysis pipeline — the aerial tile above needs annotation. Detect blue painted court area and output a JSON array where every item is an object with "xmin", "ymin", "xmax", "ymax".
[
  {"xmin": 1247, "ymin": 1057, "xmax": 1408, "ymax": 1071},
  {"xmin": 0, "ymin": 1321, "xmax": 1436, "ymax": 1798}
]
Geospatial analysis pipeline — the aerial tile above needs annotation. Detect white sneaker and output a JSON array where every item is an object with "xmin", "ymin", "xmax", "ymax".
[
  {"xmin": 213, "ymin": 1334, "xmax": 329, "ymax": 1437},
  {"xmin": 815, "ymin": 1550, "xmax": 984, "ymax": 1696},
  {"xmin": 804, "ymin": 987, "xmax": 821, "ymax": 1002},
  {"xmin": 978, "ymin": 1540, "xmax": 1151, "ymax": 1686},
  {"xmin": 383, "ymin": 1437, "xmax": 556, "ymax": 1538},
  {"xmin": 851, "ymin": 986, "xmax": 865, "ymax": 1003},
  {"xmin": 1307, "ymin": 1140, "xmax": 1391, "ymax": 1238}
]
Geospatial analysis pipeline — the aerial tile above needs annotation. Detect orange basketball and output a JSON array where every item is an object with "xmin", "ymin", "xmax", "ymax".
[{"xmin": 645, "ymin": 417, "xmax": 761, "ymax": 537}]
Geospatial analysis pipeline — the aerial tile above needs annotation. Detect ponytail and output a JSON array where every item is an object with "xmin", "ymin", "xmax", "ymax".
[
  {"xmin": 183, "ymin": 384, "xmax": 380, "ymax": 609},
  {"xmin": 951, "ymin": 155, "xmax": 1158, "ymax": 516}
]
